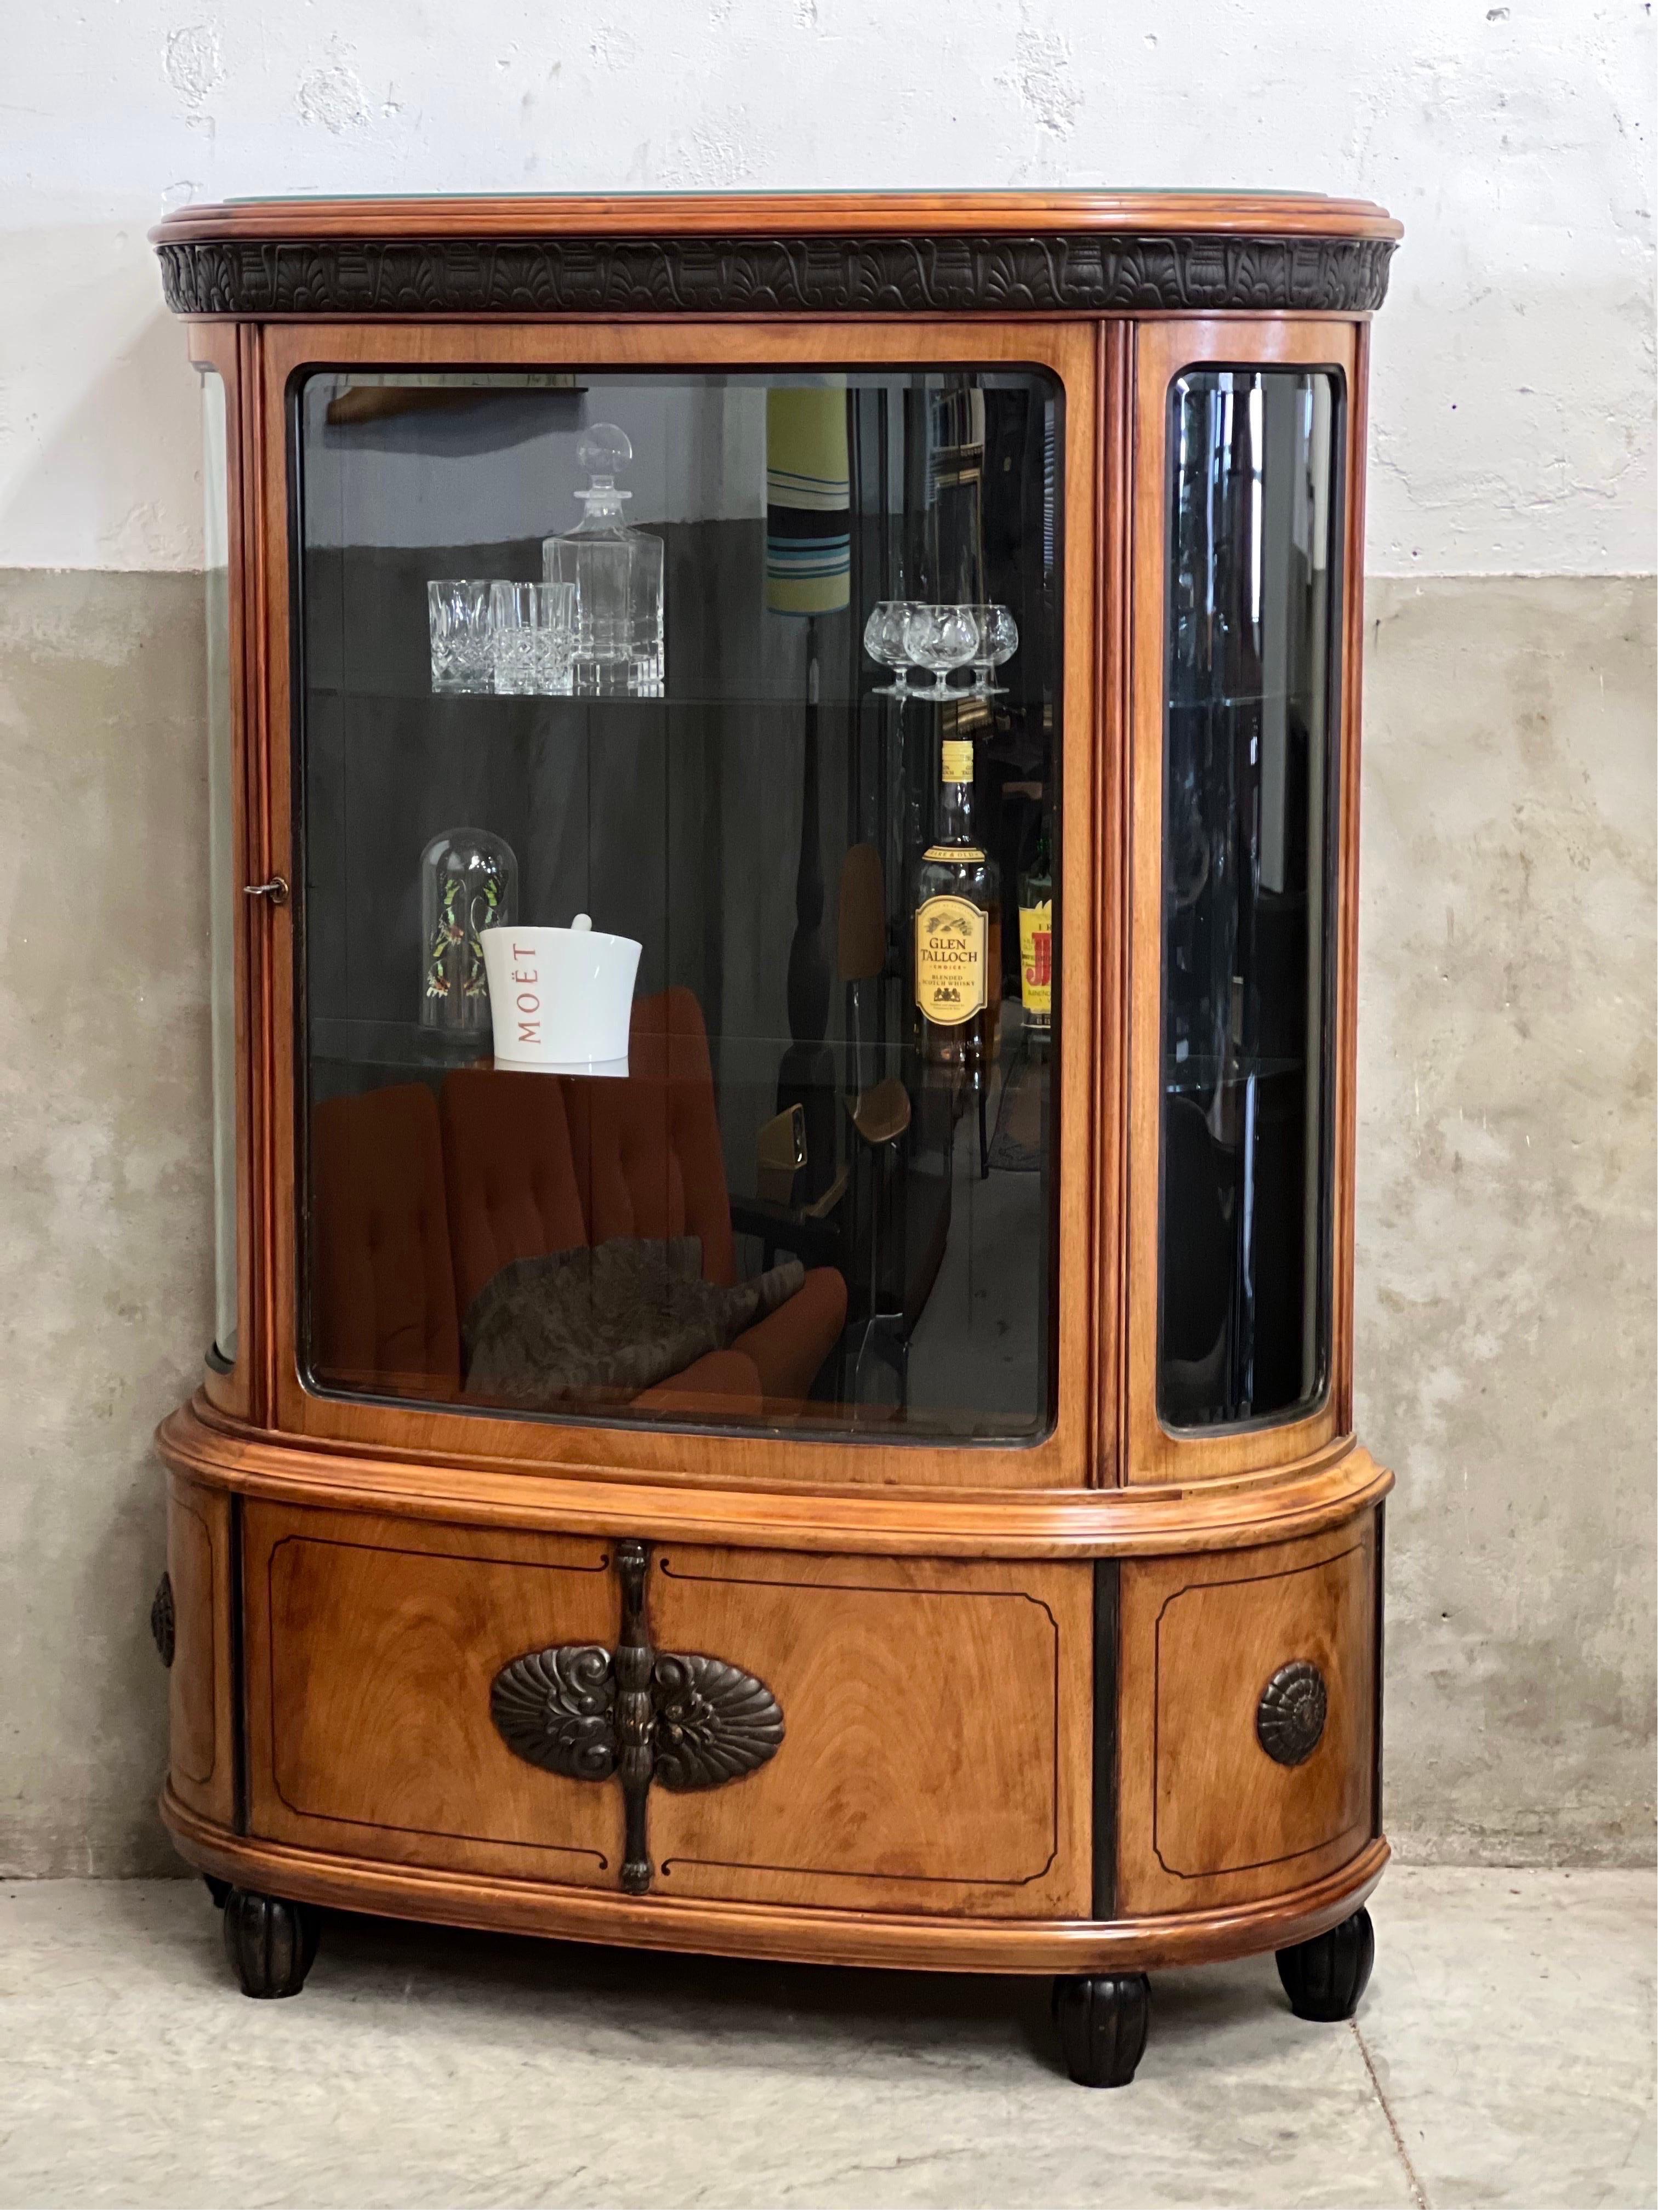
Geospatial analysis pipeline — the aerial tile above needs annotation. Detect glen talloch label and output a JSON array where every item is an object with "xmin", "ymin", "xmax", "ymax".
[{"xmin": 915, "ymin": 893, "xmax": 988, "ymax": 1025}]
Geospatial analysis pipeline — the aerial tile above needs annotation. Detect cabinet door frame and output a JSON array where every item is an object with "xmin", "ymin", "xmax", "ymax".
[
  {"xmin": 1125, "ymin": 317, "xmax": 1367, "ymax": 1484},
  {"xmin": 250, "ymin": 316, "xmax": 1111, "ymax": 1492}
]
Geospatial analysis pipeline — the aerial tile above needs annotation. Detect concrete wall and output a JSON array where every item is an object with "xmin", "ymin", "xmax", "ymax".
[
  {"xmin": 0, "ymin": 571, "xmax": 211, "ymax": 1874},
  {"xmin": 1360, "ymin": 577, "xmax": 1655, "ymax": 1866},
  {"xmin": 0, "ymin": 0, "xmax": 1652, "ymax": 1873}
]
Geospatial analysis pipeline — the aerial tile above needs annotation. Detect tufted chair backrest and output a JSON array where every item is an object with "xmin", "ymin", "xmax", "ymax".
[
  {"xmin": 439, "ymin": 1065, "xmax": 588, "ymax": 1324},
  {"xmin": 560, "ymin": 988, "xmax": 736, "ymax": 1287},
  {"xmin": 310, "ymin": 1081, "xmax": 460, "ymax": 1397}
]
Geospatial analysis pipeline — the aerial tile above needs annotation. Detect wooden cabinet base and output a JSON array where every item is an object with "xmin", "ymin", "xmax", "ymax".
[
  {"xmin": 161, "ymin": 1787, "xmax": 1386, "ymax": 1979},
  {"xmin": 153, "ymin": 1416, "xmax": 1391, "ymax": 2073}
]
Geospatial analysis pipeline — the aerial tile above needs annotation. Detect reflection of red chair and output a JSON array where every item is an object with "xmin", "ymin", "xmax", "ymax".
[
  {"xmin": 560, "ymin": 989, "xmax": 846, "ymax": 1407},
  {"xmin": 311, "ymin": 1082, "xmax": 459, "ymax": 1401},
  {"xmin": 311, "ymin": 990, "xmax": 847, "ymax": 1419}
]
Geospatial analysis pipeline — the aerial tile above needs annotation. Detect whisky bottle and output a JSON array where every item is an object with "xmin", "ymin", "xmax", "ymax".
[
  {"xmin": 913, "ymin": 735, "xmax": 1001, "ymax": 1070},
  {"xmin": 1018, "ymin": 822, "xmax": 1053, "ymax": 1039}
]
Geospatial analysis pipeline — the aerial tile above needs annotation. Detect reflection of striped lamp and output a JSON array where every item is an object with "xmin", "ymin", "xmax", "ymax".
[
  {"xmin": 765, "ymin": 383, "xmax": 848, "ymax": 1209},
  {"xmin": 765, "ymin": 383, "xmax": 850, "ymax": 615}
]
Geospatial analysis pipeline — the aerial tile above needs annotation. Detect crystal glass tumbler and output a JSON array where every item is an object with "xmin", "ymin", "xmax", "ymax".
[
  {"xmin": 428, "ymin": 579, "xmax": 494, "ymax": 693},
  {"xmin": 489, "ymin": 581, "xmax": 576, "ymax": 696}
]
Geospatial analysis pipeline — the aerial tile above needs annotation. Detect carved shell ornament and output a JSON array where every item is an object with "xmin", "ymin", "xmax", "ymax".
[
  {"xmin": 490, "ymin": 1542, "xmax": 784, "ymax": 1894},
  {"xmin": 1256, "ymin": 1661, "xmax": 1328, "ymax": 1766},
  {"xmin": 651, "ymin": 1653, "xmax": 786, "ymax": 1791},
  {"xmin": 490, "ymin": 1642, "xmax": 619, "ymax": 1780},
  {"xmin": 490, "ymin": 1644, "xmax": 785, "ymax": 1793}
]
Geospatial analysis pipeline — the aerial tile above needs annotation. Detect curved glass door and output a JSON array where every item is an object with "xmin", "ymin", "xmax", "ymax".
[
  {"xmin": 1158, "ymin": 367, "xmax": 1342, "ymax": 1430},
  {"xmin": 202, "ymin": 364, "xmax": 239, "ymax": 1372},
  {"xmin": 291, "ymin": 365, "xmax": 1062, "ymax": 1441}
]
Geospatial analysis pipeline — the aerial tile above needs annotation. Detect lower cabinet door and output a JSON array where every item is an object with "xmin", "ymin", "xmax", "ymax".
[
  {"xmin": 243, "ymin": 1504, "xmax": 1093, "ymax": 1918},
  {"xmin": 1114, "ymin": 1515, "xmax": 1379, "ymax": 1914},
  {"xmin": 646, "ymin": 1544, "xmax": 1091, "ymax": 1915},
  {"xmin": 245, "ymin": 1505, "xmax": 621, "ymax": 1886}
]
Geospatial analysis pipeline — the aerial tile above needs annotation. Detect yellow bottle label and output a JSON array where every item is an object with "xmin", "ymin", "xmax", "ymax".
[
  {"xmin": 1019, "ymin": 898, "xmax": 1053, "ymax": 1019},
  {"xmin": 941, "ymin": 738, "xmax": 975, "ymax": 785},
  {"xmin": 915, "ymin": 893, "xmax": 988, "ymax": 1026}
]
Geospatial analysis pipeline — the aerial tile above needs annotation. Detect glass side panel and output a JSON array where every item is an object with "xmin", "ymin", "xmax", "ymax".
[
  {"xmin": 202, "ymin": 368, "xmax": 238, "ymax": 1369},
  {"xmin": 1158, "ymin": 368, "xmax": 1341, "ymax": 1430},
  {"xmin": 293, "ymin": 367, "xmax": 1062, "ymax": 1441}
]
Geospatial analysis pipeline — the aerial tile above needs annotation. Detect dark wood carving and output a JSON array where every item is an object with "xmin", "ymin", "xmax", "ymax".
[
  {"xmin": 613, "ymin": 1539, "xmax": 658, "ymax": 1894},
  {"xmin": 150, "ymin": 1571, "xmax": 175, "ymax": 1668},
  {"xmin": 652, "ymin": 1653, "xmax": 792, "ymax": 1791},
  {"xmin": 156, "ymin": 231, "xmax": 1395, "ymax": 320},
  {"xmin": 1256, "ymin": 1660, "xmax": 1328, "ymax": 1766},
  {"xmin": 489, "ymin": 1642, "xmax": 618, "ymax": 1780},
  {"xmin": 491, "ymin": 1540, "xmax": 784, "ymax": 1895}
]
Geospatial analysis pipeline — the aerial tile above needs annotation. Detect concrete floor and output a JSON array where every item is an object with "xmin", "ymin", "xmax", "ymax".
[{"xmin": 0, "ymin": 1867, "xmax": 1650, "ymax": 2210}]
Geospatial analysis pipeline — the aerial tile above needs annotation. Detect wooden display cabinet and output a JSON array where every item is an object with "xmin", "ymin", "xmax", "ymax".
[{"xmin": 149, "ymin": 191, "xmax": 1400, "ymax": 2085}]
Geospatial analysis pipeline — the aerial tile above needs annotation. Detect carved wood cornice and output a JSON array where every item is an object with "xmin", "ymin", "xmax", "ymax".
[{"xmin": 155, "ymin": 228, "xmax": 1397, "ymax": 320}]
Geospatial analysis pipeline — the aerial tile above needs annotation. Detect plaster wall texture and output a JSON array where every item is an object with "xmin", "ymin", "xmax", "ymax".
[
  {"xmin": 0, "ymin": 565, "xmax": 1650, "ymax": 1876},
  {"xmin": 0, "ymin": 0, "xmax": 1652, "ymax": 575}
]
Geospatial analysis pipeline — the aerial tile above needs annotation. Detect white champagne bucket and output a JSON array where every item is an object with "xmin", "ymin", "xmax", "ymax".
[{"xmin": 481, "ymin": 915, "xmax": 642, "ymax": 1077}]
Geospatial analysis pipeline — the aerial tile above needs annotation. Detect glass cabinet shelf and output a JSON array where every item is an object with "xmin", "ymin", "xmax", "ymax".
[
  {"xmin": 305, "ymin": 682, "xmax": 998, "ymax": 712},
  {"xmin": 1163, "ymin": 1054, "xmax": 1305, "ymax": 1088}
]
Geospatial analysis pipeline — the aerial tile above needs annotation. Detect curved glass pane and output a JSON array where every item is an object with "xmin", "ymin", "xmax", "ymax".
[
  {"xmin": 292, "ymin": 366, "xmax": 1063, "ymax": 1441},
  {"xmin": 1159, "ymin": 368, "xmax": 1341, "ymax": 1430},
  {"xmin": 202, "ymin": 367, "xmax": 238, "ymax": 1368}
]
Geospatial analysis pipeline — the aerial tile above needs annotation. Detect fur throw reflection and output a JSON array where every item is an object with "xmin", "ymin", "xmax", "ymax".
[{"xmin": 463, "ymin": 1235, "xmax": 803, "ymax": 1406}]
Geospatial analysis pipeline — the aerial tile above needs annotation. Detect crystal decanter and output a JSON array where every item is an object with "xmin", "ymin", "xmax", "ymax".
[{"xmin": 543, "ymin": 423, "xmax": 665, "ymax": 695}]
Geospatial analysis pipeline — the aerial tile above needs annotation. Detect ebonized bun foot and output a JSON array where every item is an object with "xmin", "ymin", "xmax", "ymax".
[
  {"xmin": 1053, "ymin": 1971, "xmax": 1151, "ymax": 2086},
  {"xmin": 1275, "ymin": 1905, "xmax": 1375, "ymax": 2021},
  {"xmin": 222, "ymin": 1887, "xmax": 320, "ymax": 1999}
]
